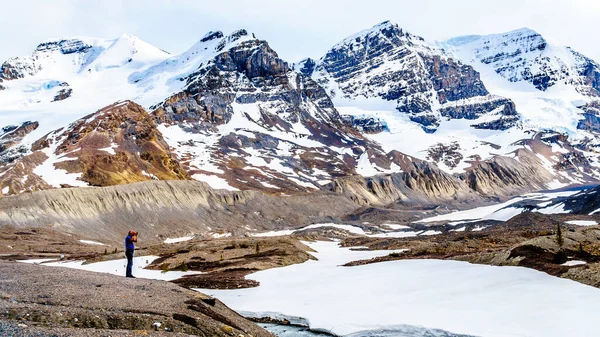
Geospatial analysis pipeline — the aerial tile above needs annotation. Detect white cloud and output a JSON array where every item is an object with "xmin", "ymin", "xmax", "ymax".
[{"xmin": 0, "ymin": 0, "xmax": 599, "ymax": 63}]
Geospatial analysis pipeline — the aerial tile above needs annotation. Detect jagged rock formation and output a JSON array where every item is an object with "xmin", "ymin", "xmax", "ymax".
[
  {"xmin": 52, "ymin": 84, "xmax": 73, "ymax": 102},
  {"xmin": 342, "ymin": 115, "xmax": 389, "ymax": 133},
  {"xmin": 298, "ymin": 21, "xmax": 518, "ymax": 132},
  {"xmin": 427, "ymin": 142, "xmax": 464, "ymax": 170},
  {"xmin": 577, "ymin": 100, "xmax": 600, "ymax": 132},
  {"xmin": 439, "ymin": 95, "xmax": 519, "ymax": 130},
  {"xmin": 134, "ymin": 29, "xmax": 412, "ymax": 192}
]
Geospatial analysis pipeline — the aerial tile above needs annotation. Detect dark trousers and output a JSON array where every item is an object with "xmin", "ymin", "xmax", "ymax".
[{"xmin": 125, "ymin": 249, "xmax": 134, "ymax": 277}]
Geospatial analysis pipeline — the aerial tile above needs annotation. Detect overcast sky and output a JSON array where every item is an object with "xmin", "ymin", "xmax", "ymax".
[{"xmin": 2, "ymin": 0, "xmax": 599, "ymax": 62}]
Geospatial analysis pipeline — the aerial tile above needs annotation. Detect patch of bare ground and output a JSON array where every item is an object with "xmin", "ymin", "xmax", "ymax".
[
  {"xmin": 341, "ymin": 212, "xmax": 600, "ymax": 288},
  {"xmin": 145, "ymin": 236, "xmax": 315, "ymax": 290},
  {"xmin": 0, "ymin": 226, "xmax": 115, "ymax": 260}
]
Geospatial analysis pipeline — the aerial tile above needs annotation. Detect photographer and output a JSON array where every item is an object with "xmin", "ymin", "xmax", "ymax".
[{"xmin": 125, "ymin": 230, "xmax": 138, "ymax": 278}]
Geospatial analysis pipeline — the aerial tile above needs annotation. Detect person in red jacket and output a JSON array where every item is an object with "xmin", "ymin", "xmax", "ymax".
[{"xmin": 125, "ymin": 230, "xmax": 137, "ymax": 278}]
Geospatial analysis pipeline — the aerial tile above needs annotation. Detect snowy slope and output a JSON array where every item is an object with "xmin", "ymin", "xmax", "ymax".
[
  {"xmin": 0, "ymin": 35, "xmax": 171, "ymax": 148},
  {"xmin": 441, "ymin": 28, "xmax": 600, "ymax": 96},
  {"xmin": 439, "ymin": 28, "xmax": 600, "ymax": 139}
]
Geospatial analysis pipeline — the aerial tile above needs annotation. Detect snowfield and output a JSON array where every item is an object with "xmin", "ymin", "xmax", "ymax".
[
  {"xmin": 565, "ymin": 220, "xmax": 598, "ymax": 226},
  {"xmin": 31, "ymin": 256, "xmax": 197, "ymax": 281},
  {"xmin": 163, "ymin": 236, "xmax": 194, "ymax": 244},
  {"xmin": 199, "ymin": 241, "xmax": 600, "ymax": 337},
  {"xmin": 78, "ymin": 239, "xmax": 105, "ymax": 245},
  {"xmin": 419, "ymin": 188, "xmax": 583, "ymax": 223}
]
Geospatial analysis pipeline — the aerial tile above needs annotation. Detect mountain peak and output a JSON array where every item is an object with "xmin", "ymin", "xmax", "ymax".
[
  {"xmin": 504, "ymin": 27, "xmax": 540, "ymax": 36},
  {"xmin": 333, "ymin": 20, "xmax": 411, "ymax": 49}
]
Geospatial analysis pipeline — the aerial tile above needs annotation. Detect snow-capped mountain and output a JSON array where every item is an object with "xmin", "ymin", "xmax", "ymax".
[
  {"xmin": 441, "ymin": 28, "xmax": 600, "ymax": 96},
  {"xmin": 297, "ymin": 21, "xmax": 600, "ymax": 190},
  {"xmin": 1, "ymin": 22, "xmax": 600, "ymax": 203},
  {"xmin": 296, "ymin": 21, "xmax": 519, "ymax": 134},
  {"xmin": 440, "ymin": 28, "xmax": 600, "ymax": 139}
]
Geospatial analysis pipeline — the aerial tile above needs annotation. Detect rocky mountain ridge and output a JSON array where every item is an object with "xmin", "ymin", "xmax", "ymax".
[
  {"xmin": 297, "ymin": 21, "xmax": 519, "ymax": 133},
  {"xmin": 0, "ymin": 22, "xmax": 599, "ymax": 204}
]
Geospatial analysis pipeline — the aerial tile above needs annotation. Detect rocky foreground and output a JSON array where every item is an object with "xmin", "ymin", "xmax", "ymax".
[{"xmin": 0, "ymin": 261, "xmax": 272, "ymax": 337}]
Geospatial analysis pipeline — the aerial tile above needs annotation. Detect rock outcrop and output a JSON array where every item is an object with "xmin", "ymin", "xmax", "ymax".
[
  {"xmin": 138, "ymin": 29, "xmax": 409, "ymax": 192},
  {"xmin": 0, "ymin": 121, "xmax": 38, "ymax": 164},
  {"xmin": 0, "ymin": 261, "xmax": 272, "ymax": 337}
]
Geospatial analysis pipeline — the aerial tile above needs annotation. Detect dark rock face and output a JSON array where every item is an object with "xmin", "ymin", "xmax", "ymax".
[
  {"xmin": 296, "ymin": 58, "xmax": 316, "ymax": 77},
  {"xmin": 0, "ymin": 61, "xmax": 28, "ymax": 80},
  {"xmin": 577, "ymin": 101, "xmax": 600, "ymax": 132},
  {"xmin": 570, "ymin": 50, "xmax": 600, "ymax": 96},
  {"xmin": 200, "ymin": 30, "xmax": 224, "ymax": 42},
  {"xmin": 343, "ymin": 115, "xmax": 388, "ymax": 133},
  {"xmin": 577, "ymin": 113, "xmax": 600, "ymax": 132},
  {"xmin": 52, "ymin": 87, "xmax": 73, "ymax": 102},
  {"xmin": 35, "ymin": 39, "xmax": 93, "ymax": 55},
  {"xmin": 306, "ymin": 21, "xmax": 518, "ymax": 132},
  {"xmin": 439, "ymin": 96, "xmax": 516, "ymax": 120},
  {"xmin": 155, "ymin": 38, "xmax": 292, "ymax": 127},
  {"xmin": 471, "ymin": 115, "xmax": 520, "ymax": 130},
  {"xmin": 427, "ymin": 142, "xmax": 464, "ymax": 170},
  {"xmin": 424, "ymin": 55, "xmax": 488, "ymax": 104},
  {"xmin": 437, "ymin": 96, "xmax": 519, "ymax": 130},
  {"xmin": 0, "ymin": 121, "xmax": 39, "ymax": 164}
]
